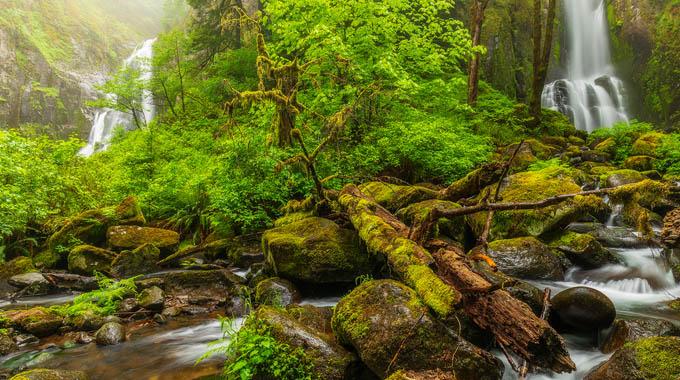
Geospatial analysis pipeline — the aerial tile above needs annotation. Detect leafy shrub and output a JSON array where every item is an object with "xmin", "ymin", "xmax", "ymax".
[{"xmin": 588, "ymin": 120, "xmax": 655, "ymax": 164}]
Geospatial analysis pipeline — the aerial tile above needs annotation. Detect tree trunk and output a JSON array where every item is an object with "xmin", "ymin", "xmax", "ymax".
[
  {"xmin": 529, "ymin": 0, "xmax": 557, "ymax": 124},
  {"xmin": 467, "ymin": 0, "xmax": 490, "ymax": 107}
]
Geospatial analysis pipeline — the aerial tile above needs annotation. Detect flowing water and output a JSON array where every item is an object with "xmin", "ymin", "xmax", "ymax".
[
  {"xmin": 79, "ymin": 38, "xmax": 156, "ymax": 157},
  {"xmin": 541, "ymin": 0, "xmax": 630, "ymax": 132}
]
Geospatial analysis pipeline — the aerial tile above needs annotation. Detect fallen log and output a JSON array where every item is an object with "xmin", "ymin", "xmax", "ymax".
[{"xmin": 339, "ymin": 184, "xmax": 575, "ymax": 373}]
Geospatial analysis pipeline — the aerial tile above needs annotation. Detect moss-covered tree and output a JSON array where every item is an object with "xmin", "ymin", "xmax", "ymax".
[{"xmin": 529, "ymin": 0, "xmax": 557, "ymax": 124}]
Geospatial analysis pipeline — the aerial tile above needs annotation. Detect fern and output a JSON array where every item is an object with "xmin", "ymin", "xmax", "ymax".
[{"xmin": 51, "ymin": 272, "xmax": 140, "ymax": 317}]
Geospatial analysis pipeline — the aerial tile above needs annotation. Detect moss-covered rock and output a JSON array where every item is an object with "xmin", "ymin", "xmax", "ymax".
[
  {"xmin": 262, "ymin": 217, "xmax": 371, "ymax": 284},
  {"xmin": 9, "ymin": 369, "xmax": 90, "ymax": 380},
  {"xmin": 601, "ymin": 319, "xmax": 680, "ymax": 354},
  {"xmin": 111, "ymin": 243, "xmax": 160, "ymax": 278},
  {"xmin": 582, "ymin": 150, "xmax": 611, "ymax": 163},
  {"xmin": 594, "ymin": 138, "xmax": 615, "ymax": 154},
  {"xmin": 255, "ymin": 277, "xmax": 302, "ymax": 307},
  {"xmin": 249, "ymin": 305, "xmax": 359, "ymax": 380},
  {"xmin": 95, "ymin": 322, "xmax": 126, "ymax": 345},
  {"xmin": 3, "ymin": 307, "xmax": 63, "ymax": 337},
  {"xmin": 604, "ymin": 169, "xmax": 646, "ymax": 188},
  {"xmin": 588, "ymin": 164, "xmax": 619, "ymax": 176},
  {"xmin": 395, "ymin": 200, "xmax": 465, "ymax": 246},
  {"xmin": 286, "ymin": 304, "xmax": 334, "ymax": 337},
  {"xmin": 357, "ymin": 182, "xmax": 439, "ymax": 212},
  {"xmin": 138, "ymin": 286, "xmax": 165, "ymax": 311},
  {"xmin": 0, "ymin": 329, "xmax": 18, "ymax": 356},
  {"xmin": 107, "ymin": 226, "xmax": 179, "ymax": 254},
  {"xmin": 67, "ymin": 245, "xmax": 116, "ymax": 276},
  {"xmin": 632, "ymin": 132, "xmax": 669, "ymax": 157},
  {"xmin": 470, "ymin": 237, "xmax": 566, "ymax": 280},
  {"xmin": 332, "ymin": 280, "xmax": 503, "ymax": 380},
  {"xmin": 551, "ymin": 287, "xmax": 616, "ymax": 333},
  {"xmin": 585, "ymin": 336, "xmax": 680, "ymax": 380},
  {"xmin": 623, "ymin": 156, "xmax": 657, "ymax": 172},
  {"xmin": 545, "ymin": 231, "xmax": 620, "ymax": 269},
  {"xmin": 163, "ymin": 269, "xmax": 244, "ymax": 304},
  {"xmin": 64, "ymin": 311, "xmax": 104, "ymax": 331},
  {"xmin": 0, "ymin": 256, "xmax": 37, "ymax": 279},
  {"xmin": 467, "ymin": 167, "xmax": 606, "ymax": 241}
]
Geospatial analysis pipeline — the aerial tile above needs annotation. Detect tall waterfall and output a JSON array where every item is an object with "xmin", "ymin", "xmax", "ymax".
[
  {"xmin": 541, "ymin": 0, "xmax": 629, "ymax": 133},
  {"xmin": 79, "ymin": 38, "xmax": 156, "ymax": 157}
]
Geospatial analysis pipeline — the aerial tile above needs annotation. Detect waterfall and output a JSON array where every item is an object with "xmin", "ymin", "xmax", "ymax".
[
  {"xmin": 79, "ymin": 38, "xmax": 157, "ymax": 157},
  {"xmin": 541, "ymin": 0, "xmax": 630, "ymax": 133}
]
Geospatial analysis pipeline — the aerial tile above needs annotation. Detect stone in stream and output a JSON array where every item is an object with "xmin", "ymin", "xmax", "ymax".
[
  {"xmin": 9, "ymin": 369, "xmax": 91, "ymax": 380},
  {"xmin": 3, "ymin": 307, "xmax": 63, "ymax": 337},
  {"xmin": 545, "ymin": 231, "xmax": 620, "ymax": 269},
  {"xmin": 566, "ymin": 222, "xmax": 649, "ymax": 248},
  {"xmin": 67, "ymin": 245, "xmax": 117, "ymax": 276},
  {"xmin": 470, "ymin": 237, "xmax": 567, "ymax": 281},
  {"xmin": 107, "ymin": 226, "xmax": 179, "ymax": 255},
  {"xmin": 118, "ymin": 298, "xmax": 139, "ymax": 313},
  {"xmin": 605, "ymin": 169, "xmax": 646, "ymax": 188},
  {"xmin": 255, "ymin": 277, "xmax": 302, "ymax": 307},
  {"xmin": 601, "ymin": 319, "xmax": 680, "ymax": 353},
  {"xmin": 262, "ymin": 217, "xmax": 371, "ymax": 285},
  {"xmin": 286, "ymin": 304, "xmax": 334, "ymax": 336},
  {"xmin": 332, "ymin": 280, "xmax": 503, "ymax": 380},
  {"xmin": 163, "ymin": 269, "xmax": 244, "ymax": 304},
  {"xmin": 65, "ymin": 312, "xmax": 104, "ymax": 331},
  {"xmin": 550, "ymin": 286, "xmax": 616, "ymax": 332},
  {"xmin": 138, "ymin": 286, "xmax": 165, "ymax": 311},
  {"xmin": 0, "ymin": 329, "xmax": 18, "ymax": 356},
  {"xmin": 8, "ymin": 272, "xmax": 48, "ymax": 288},
  {"xmin": 586, "ymin": 336, "xmax": 680, "ymax": 380},
  {"xmin": 110, "ymin": 243, "xmax": 161, "ymax": 278},
  {"xmin": 161, "ymin": 306, "xmax": 181, "ymax": 318},
  {"xmin": 95, "ymin": 322, "xmax": 126, "ymax": 345}
]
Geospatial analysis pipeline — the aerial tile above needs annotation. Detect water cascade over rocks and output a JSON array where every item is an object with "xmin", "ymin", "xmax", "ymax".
[
  {"xmin": 79, "ymin": 38, "xmax": 157, "ymax": 157},
  {"xmin": 541, "ymin": 0, "xmax": 630, "ymax": 132}
]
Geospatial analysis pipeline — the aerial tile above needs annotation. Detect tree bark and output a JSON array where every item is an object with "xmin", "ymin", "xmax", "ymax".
[
  {"xmin": 529, "ymin": 0, "xmax": 557, "ymax": 124},
  {"xmin": 467, "ymin": 0, "xmax": 490, "ymax": 107}
]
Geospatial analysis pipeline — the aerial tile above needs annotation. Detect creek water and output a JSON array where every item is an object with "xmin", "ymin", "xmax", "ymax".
[
  {"xmin": 79, "ymin": 38, "xmax": 156, "ymax": 157},
  {"xmin": 541, "ymin": 0, "xmax": 630, "ymax": 132}
]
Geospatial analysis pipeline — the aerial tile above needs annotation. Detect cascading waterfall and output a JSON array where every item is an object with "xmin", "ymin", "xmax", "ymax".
[
  {"xmin": 79, "ymin": 38, "xmax": 157, "ymax": 157},
  {"xmin": 541, "ymin": 0, "xmax": 630, "ymax": 133}
]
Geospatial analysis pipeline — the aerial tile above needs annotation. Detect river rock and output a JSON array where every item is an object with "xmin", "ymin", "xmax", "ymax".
[
  {"xmin": 605, "ymin": 169, "xmax": 646, "ymax": 188},
  {"xmin": 566, "ymin": 222, "xmax": 648, "ymax": 248},
  {"xmin": 111, "ymin": 243, "xmax": 161, "ymax": 278},
  {"xmin": 551, "ymin": 287, "xmax": 616, "ymax": 332},
  {"xmin": 118, "ymin": 298, "xmax": 139, "ymax": 313},
  {"xmin": 138, "ymin": 286, "xmax": 165, "ymax": 311},
  {"xmin": 162, "ymin": 306, "xmax": 182, "ymax": 318},
  {"xmin": 67, "ymin": 245, "xmax": 116, "ymax": 276},
  {"xmin": 249, "ymin": 305, "xmax": 360, "ymax": 380},
  {"xmin": 601, "ymin": 319, "xmax": 680, "ymax": 353},
  {"xmin": 357, "ymin": 182, "xmax": 439, "ymax": 212},
  {"xmin": 546, "ymin": 231, "xmax": 620, "ymax": 268},
  {"xmin": 585, "ymin": 336, "xmax": 680, "ymax": 380},
  {"xmin": 107, "ymin": 226, "xmax": 179, "ymax": 254},
  {"xmin": 471, "ymin": 237, "xmax": 566, "ymax": 280},
  {"xmin": 95, "ymin": 322, "xmax": 126, "ymax": 345},
  {"xmin": 262, "ymin": 217, "xmax": 371, "ymax": 284},
  {"xmin": 9, "ymin": 369, "xmax": 91, "ymax": 380},
  {"xmin": 0, "ymin": 329, "xmax": 18, "ymax": 356},
  {"xmin": 163, "ymin": 269, "xmax": 244, "ymax": 304},
  {"xmin": 662, "ymin": 208, "xmax": 680, "ymax": 248},
  {"xmin": 332, "ymin": 280, "xmax": 503, "ymax": 379},
  {"xmin": 65, "ymin": 312, "xmax": 104, "ymax": 331},
  {"xmin": 582, "ymin": 150, "xmax": 611, "ymax": 163},
  {"xmin": 4, "ymin": 307, "xmax": 63, "ymax": 337},
  {"xmin": 286, "ymin": 304, "xmax": 334, "ymax": 336},
  {"xmin": 255, "ymin": 277, "xmax": 301, "ymax": 307},
  {"xmin": 8, "ymin": 272, "xmax": 48, "ymax": 288}
]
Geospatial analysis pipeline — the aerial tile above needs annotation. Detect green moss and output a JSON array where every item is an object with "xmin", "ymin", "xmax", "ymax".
[
  {"xmin": 395, "ymin": 200, "xmax": 464, "ymax": 245},
  {"xmin": 274, "ymin": 211, "xmax": 315, "ymax": 227},
  {"xmin": 0, "ymin": 256, "xmax": 37, "ymax": 278},
  {"xmin": 67, "ymin": 245, "xmax": 116, "ymax": 276},
  {"xmin": 632, "ymin": 337, "xmax": 680, "ymax": 380},
  {"xmin": 632, "ymin": 133, "xmax": 670, "ymax": 157},
  {"xmin": 595, "ymin": 137, "xmax": 615, "ymax": 153},
  {"xmin": 357, "ymin": 182, "xmax": 439, "ymax": 212}
]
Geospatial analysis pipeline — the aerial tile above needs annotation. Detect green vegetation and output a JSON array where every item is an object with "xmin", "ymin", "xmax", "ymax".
[{"xmin": 50, "ymin": 273, "xmax": 139, "ymax": 317}]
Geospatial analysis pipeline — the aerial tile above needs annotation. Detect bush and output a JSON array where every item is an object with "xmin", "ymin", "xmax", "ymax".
[{"xmin": 588, "ymin": 120, "xmax": 655, "ymax": 164}]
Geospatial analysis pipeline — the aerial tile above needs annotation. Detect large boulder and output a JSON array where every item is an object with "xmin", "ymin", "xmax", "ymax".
[
  {"xmin": 247, "ymin": 305, "xmax": 360, "ymax": 380},
  {"xmin": 163, "ymin": 269, "xmax": 244, "ymax": 304},
  {"xmin": 467, "ymin": 167, "xmax": 605, "ymax": 241},
  {"xmin": 95, "ymin": 322, "xmax": 126, "ymax": 345},
  {"xmin": 358, "ymin": 182, "xmax": 439, "ymax": 212},
  {"xmin": 604, "ymin": 169, "xmax": 646, "ymax": 188},
  {"xmin": 67, "ymin": 246, "xmax": 116, "ymax": 276},
  {"xmin": 632, "ymin": 132, "xmax": 668, "ymax": 157},
  {"xmin": 601, "ymin": 319, "xmax": 680, "ymax": 353},
  {"xmin": 395, "ymin": 200, "xmax": 465, "ymax": 246},
  {"xmin": 255, "ymin": 277, "xmax": 301, "ymax": 307},
  {"xmin": 551, "ymin": 287, "xmax": 616, "ymax": 333},
  {"xmin": 9, "ymin": 369, "xmax": 90, "ymax": 380},
  {"xmin": 545, "ymin": 231, "xmax": 620, "ymax": 269},
  {"xmin": 158, "ymin": 234, "xmax": 263, "ymax": 267},
  {"xmin": 111, "ymin": 243, "xmax": 161, "ymax": 278},
  {"xmin": 470, "ymin": 237, "xmax": 566, "ymax": 281},
  {"xmin": 585, "ymin": 336, "xmax": 680, "ymax": 380},
  {"xmin": 286, "ymin": 304, "xmax": 334, "ymax": 337},
  {"xmin": 332, "ymin": 280, "xmax": 503, "ymax": 380},
  {"xmin": 567, "ymin": 222, "xmax": 649, "ymax": 248},
  {"xmin": 107, "ymin": 226, "xmax": 179, "ymax": 254},
  {"xmin": 262, "ymin": 217, "xmax": 371, "ymax": 284}
]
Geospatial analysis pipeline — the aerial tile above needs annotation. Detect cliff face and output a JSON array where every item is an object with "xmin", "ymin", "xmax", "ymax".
[{"xmin": 0, "ymin": 0, "xmax": 164, "ymax": 139}]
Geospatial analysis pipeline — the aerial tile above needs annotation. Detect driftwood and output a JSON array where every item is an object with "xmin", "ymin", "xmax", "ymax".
[{"xmin": 339, "ymin": 184, "xmax": 575, "ymax": 373}]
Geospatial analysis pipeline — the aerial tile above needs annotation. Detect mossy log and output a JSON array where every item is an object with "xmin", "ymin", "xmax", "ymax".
[{"xmin": 339, "ymin": 184, "xmax": 575, "ymax": 373}]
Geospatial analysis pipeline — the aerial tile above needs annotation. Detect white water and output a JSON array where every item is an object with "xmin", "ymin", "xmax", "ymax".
[
  {"xmin": 541, "ymin": 0, "xmax": 629, "ymax": 132},
  {"xmin": 79, "ymin": 38, "xmax": 156, "ymax": 157}
]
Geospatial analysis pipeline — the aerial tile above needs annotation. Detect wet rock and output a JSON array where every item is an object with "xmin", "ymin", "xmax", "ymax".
[
  {"xmin": 14, "ymin": 333, "xmax": 39, "ymax": 346},
  {"xmin": 469, "ymin": 260, "xmax": 544, "ymax": 315},
  {"xmin": 0, "ymin": 329, "xmax": 18, "ymax": 356},
  {"xmin": 153, "ymin": 313, "xmax": 167, "ymax": 324},
  {"xmin": 332, "ymin": 280, "xmax": 503, "ymax": 379},
  {"xmin": 357, "ymin": 182, "xmax": 439, "ymax": 212},
  {"xmin": 567, "ymin": 222, "xmax": 649, "ymax": 248},
  {"xmin": 601, "ymin": 319, "xmax": 680, "ymax": 353},
  {"xmin": 224, "ymin": 296, "xmax": 250, "ymax": 318},
  {"xmin": 250, "ymin": 305, "xmax": 360, "ymax": 380},
  {"xmin": 262, "ymin": 217, "xmax": 371, "ymax": 284},
  {"xmin": 471, "ymin": 237, "xmax": 566, "ymax": 280},
  {"xmin": 9, "ymin": 369, "xmax": 91, "ymax": 380},
  {"xmin": 4, "ymin": 307, "xmax": 63, "ymax": 337},
  {"xmin": 395, "ymin": 200, "xmax": 466, "ymax": 246},
  {"xmin": 95, "ymin": 322, "xmax": 126, "ymax": 345},
  {"xmin": 605, "ymin": 169, "xmax": 646, "ymax": 188},
  {"xmin": 67, "ymin": 245, "xmax": 116, "ymax": 276},
  {"xmin": 163, "ymin": 269, "xmax": 244, "ymax": 304},
  {"xmin": 135, "ymin": 277, "xmax": 164, "ymax": 290},
  {"xmin": 8, "ymin": 272, "xmax": 48, "ymax": 288},
  {"xmin": 107, "ymin": 226, "xmax": 179, "ymax": 254},
  {"xmin": 138, "ymin": 286, "xmax": 165, "ymax": 311},
  {"xmin": 551, "ymin": 287, "xmax": 616, "ymax": 332},
  {"xmin": 255, "ymin": 277, "xmax": 301, "ymax": 307},
  {"xmin": 77, "ymin": 332, "xmax": 94, "ymax": 344},
  {"xmin": 286, "ymin": 304, "xmax": 334, "ymax": 336},
  {"xmin": 65, "ymin": 312, "xmax": 104, "ymax": 331},
  {"xmin": 181, "ymin": 305, "xmax": 211, "ymax": 315},
  {"xmin": 118, "ymin": 298, "xmax": 139, "ymax": 313},
  {"xmin": 111, "ymin": 243, "xmax": 161, "ymax": 278},
  {"xmin": 545, "ymin": 231, "xmax": 620, "ymax": 268},
  {"xmin": 662, "ymin": 208, "xmax": 680, "ymax": 249},
  {"xmin": 161, "ymin": 306, "xmax": 181, "ymax": 318},
  {"xmin": 585, "ymin": 336, "xmax": 680, "ymax": 380},
  {"xmin": 582, "ymin": 150, "xmax": 611, "ymax": 163},
  {"xmin": 0, "ymin": 256, "xmax": 37, "ymax": 279}
]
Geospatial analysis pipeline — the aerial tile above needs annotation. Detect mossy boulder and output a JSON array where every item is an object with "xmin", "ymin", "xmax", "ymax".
[
  {"xmin": 286, "ymin": 304, "xmax": 334, "ymax": 337},
  {"xmin": 95, "ymin": 322, "xmax": 126, "ymax": 345},
  {"xmin": 255, "ymin": 277, "xmax": 302, "ymax": 307},
  {"xmin": 111, "ymin": 243, "xmax": 160, "ymax": 278},
  {"xmin": 395, "ymin": 200, "xmax": 465, "ymax": 246},
  {"xmin": 262, "ymin": 217, "xmax": 371, "ymax": 284},
  {"xmin": 163, "ymin": 269, "xmax": 244, "ymax": 304},
  {"xmin": 67, "ymin": 245, "xmax": 116, "ymax": 276},
  {"xmin": 632, "ymin": 132, "xmax": 669, "ymax": 157},
  {"xmin": 545, "ymin": 231, "xmax": 620, "ymax": 269},
  {"xmin": 138, "ymin": 286, "xmax": 165, "ymax": 311},
  {"xmin": 3, "ymin": 307, "xmax": 63, "ymax": 337},
  {"xmin": 357, "ymin": 182, "xmax": 439, "ymax": 212},
  {"xmin": 601, "ymin": 319, "xmax": 680, "ymax": 354},
  {"xmin": 0, "ymin": 329, "xmax": 18, "ymax": 356},
  {"xmin": 551, "ymin": 287, "xmax": 616, "ymax": 333},
  {"xmin": 585, "ymin": 336, "xmax": 680, "ymax": 380},
  {"xmin": 582, "ymin": 150, "xmax": 611, "ymax": 163},
  {"xmin": 107, "ymin": 226, "xmax": 179, "ymax": 254},
  {"xmin": 249, "ymin": 305, "xmax": 360, "ymax": 380},
  {"xmin": 470, "ymin": 237, "xmax": 566, "ymax": 281},
  {"xmin": 594, "ymin": 138, "xmax": 615, "ymax": 154},
  {"xmin": 0, "ymin": 256, "xmax": 37, "ymax": 279},
  {"xmin": 604, "ymin": 169, "xmax": 646, "ymax": 188},
  {"xmin": 9, "ymin": 369, "xmax": 90, "ymax": 380},
  {"xmin": 623, "ymin": 156, "xmax": 657, "ymax": 172},
  {"xmin": 331, "ymin": 280, "xmax": 503, "ymax": 380},
  {"xmin": 467, "ymin": 167, "xmax": 606, "ymax": 241},
  {"xmin": 64, "ymin": 311, "xmax": 104, "ymax": 331}
]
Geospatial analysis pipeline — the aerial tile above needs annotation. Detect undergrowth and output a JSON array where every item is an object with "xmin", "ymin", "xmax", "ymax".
[{"xmin": 51, "ymin": 273, "xmax": 139, "ymax": 317}]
